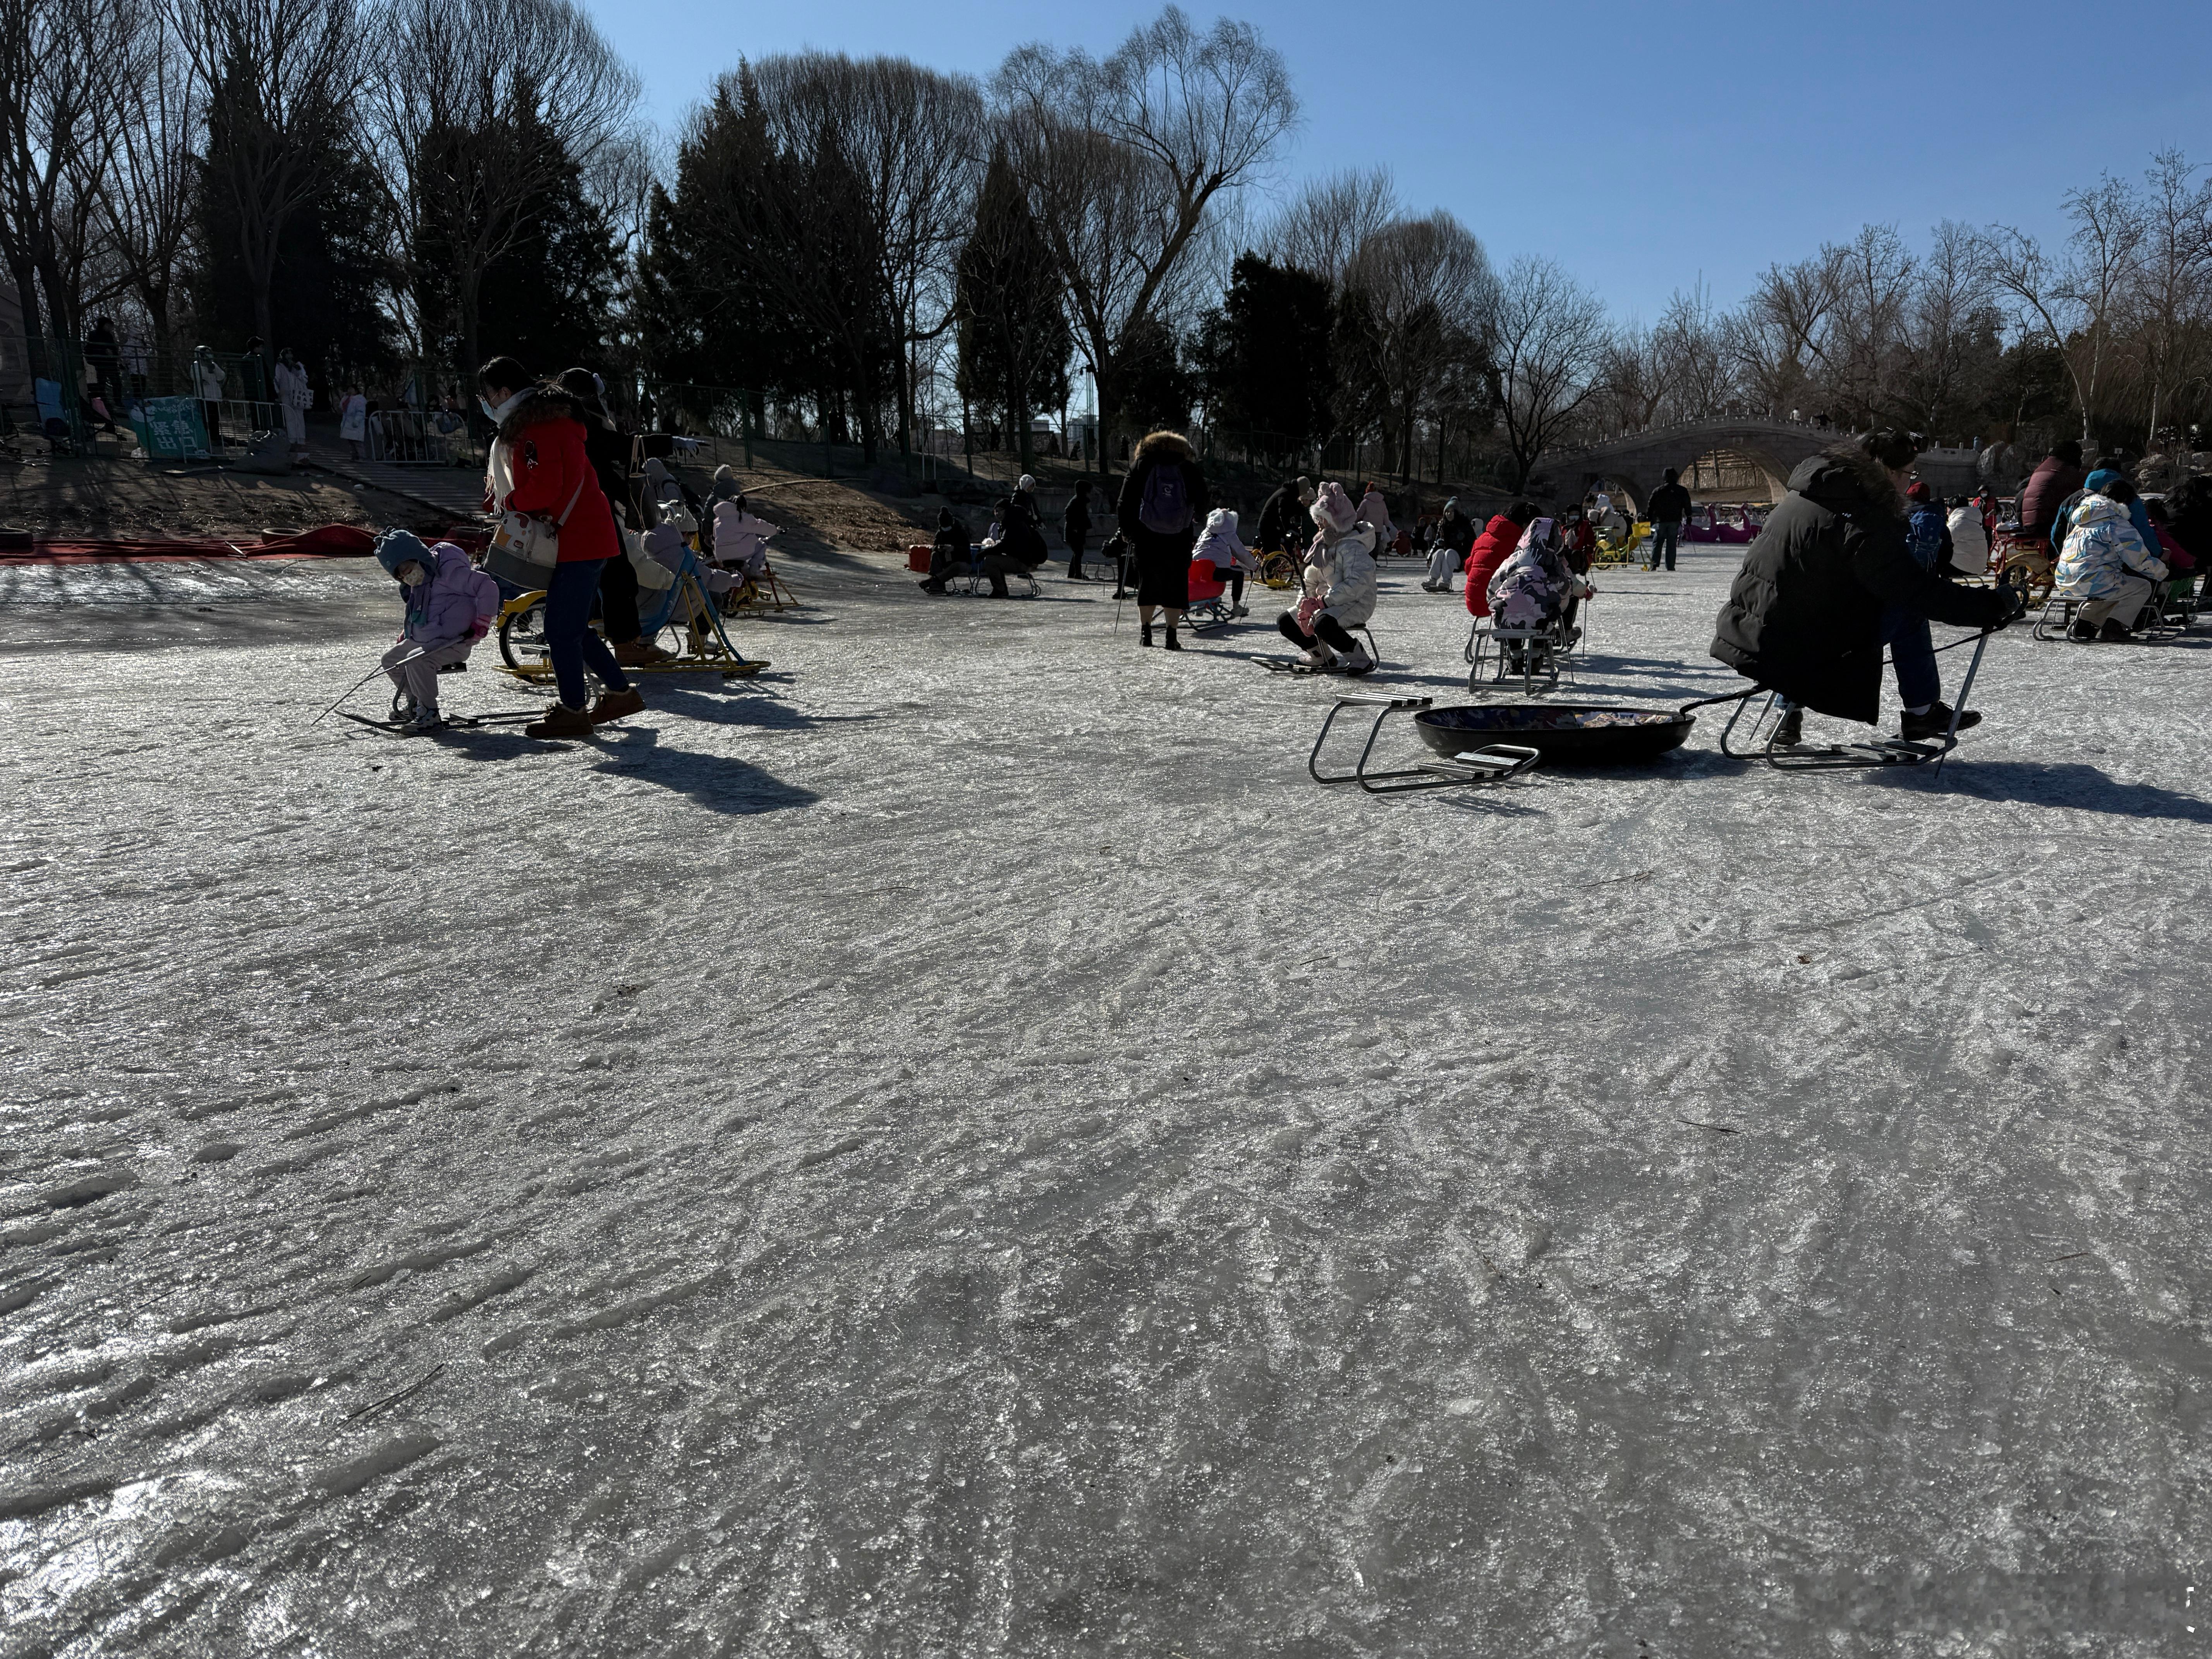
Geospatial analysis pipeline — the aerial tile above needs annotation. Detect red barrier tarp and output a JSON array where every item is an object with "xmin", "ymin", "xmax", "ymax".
[{"xmin": 0, "ymin": 523, "xmax": 381, "ymax": 566}]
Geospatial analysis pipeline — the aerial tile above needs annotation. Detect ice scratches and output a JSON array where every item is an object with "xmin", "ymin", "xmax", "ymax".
[
  {"xmin": 0, "ymin": 1470, "xmax": 121, "ymax": 1520},
  {"xmin": 549, "ymin": 1264, "xmax": 734, "ymax": 1340},
  {"xmin": 35, "ymin": 1168, "xmax": 138, "ymax": 1208},
  {"xmin": 310, "ymin": 1429, "xmax": 441, "ymax": 1496},
  {"xmin": 795, "ymin": 1134, "xmax": 869, "ymax": 1170},
  {"xmin": 427, "ymin": 1264, "xmax": 534, "ymax": 1323},
  {"xmin": 347, "ymin": 1237, "xmax": 495, "ymax": 1290}
]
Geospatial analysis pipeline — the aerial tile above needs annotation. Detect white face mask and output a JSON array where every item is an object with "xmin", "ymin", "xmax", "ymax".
[
  {"xmin": 480, "ymin": 388, "xmax": 524, "ymax": 424},
  {"xmin": 399, "ymin": 565, "xmax": 426, "ymax": 586}
]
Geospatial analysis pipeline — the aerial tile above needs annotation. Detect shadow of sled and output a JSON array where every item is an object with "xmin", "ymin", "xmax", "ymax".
[{"xmin": 1863, "ymin": 759, "xmax": 2212, "ymax": 823}]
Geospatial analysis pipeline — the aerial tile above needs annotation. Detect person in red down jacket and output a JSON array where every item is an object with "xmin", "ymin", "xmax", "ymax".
[
  {"xmin": 1464, "ymin": 500, "xmax": 1539, "ymax": 617},
  {"xmin": 480, "ymin": 355, "xmax": 642, "ymax": 739}
]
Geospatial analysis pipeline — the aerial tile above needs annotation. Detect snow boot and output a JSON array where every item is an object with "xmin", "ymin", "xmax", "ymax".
[
  {"xmin": 1899, "ymin": 702, "xmax": 1981, "ymax": 742},
  {"xmin": 1338, "ymin": 644, "xmax": 1376, "ymax": 676},
  {"xmin": 1163, "ymin": 628, "xmax": 1182, "ymax": 651},
  {"xmin": 2097, "ymin": 620, "xmax": 2134, "ymax": 642},
  {"xmin": 590, "ymin": 687, "xmax": 646, "ymax": 726},
  {"xmin": 1140, "ymin": 623, "xmax": 1154, "ymax": 647},
  {"xmin": 919, "ymin": 580, "xmax": 947, "ymax": 595},
  {"xmin": 2068, "ymin": 618, "xmax": 2097, "ymax": 641},
  {"xmin": 526, "ymin": 701, "xmax": 596, "ymax": 740},
  {"xmin": 397, "ymin": 705, "xmax": 446, "ymax": 736},
  {"xmin": 1231, "ymin": 601, "xmax": 1249, "ymax": 617},
  {"xmin": 1298, "ymin": 646, "xmax": 1336, "ymax": 671},
  {"xmin": 1771, "ymin": 706, "xmax": 1804, "ymax": 747}
]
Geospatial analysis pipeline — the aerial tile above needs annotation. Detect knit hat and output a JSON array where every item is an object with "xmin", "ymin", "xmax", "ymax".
[
  {"xmin": 2085, "ymin": 467, "xmax": 2124, "ymax": 494},
  {"xmin": 1905, "ymin": 480, "xmax": 1931, "ymax": 502},
  {"xmin": 1311, "ymin": 481, "xmax": 1356, "ymax": 534},
  {"xmin": 1018, "ymin": 473, "xmax": 1035, "ymax": 492}
]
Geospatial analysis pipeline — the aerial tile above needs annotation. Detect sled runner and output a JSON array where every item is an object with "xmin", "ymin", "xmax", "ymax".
[
  {"xmin": 1711, "ymin": 630, "xmax": 1990, "ymax": 777},
  {"xmin": 1261, "ymin": 624, "xmax": 1381, "ymax": 675},
  {"xmin": 496, "ymin": 540, "xmax": 769, "ymax": 683},
  {"xmin": 1308, "ymin": 694, "xmax": 1540, "ymax": 794}
]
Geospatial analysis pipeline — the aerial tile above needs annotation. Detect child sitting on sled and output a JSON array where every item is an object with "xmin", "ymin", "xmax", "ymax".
[
  {"xmin": 1192, "ymin": 507, "xmax": 1256, "ymax": 616},
  {"xmin": 375, "ymin": 528, "xmax": 500, "ymax": 735},
  {"xmin": 710, "ymin": 497, "xmax": 776, "ymax": 582}
]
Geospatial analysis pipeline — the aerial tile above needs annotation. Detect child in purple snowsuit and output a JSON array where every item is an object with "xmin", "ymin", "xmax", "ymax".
[{"xmin": 376, "ymin": 528, "xmax": 498, "ymax": 733}]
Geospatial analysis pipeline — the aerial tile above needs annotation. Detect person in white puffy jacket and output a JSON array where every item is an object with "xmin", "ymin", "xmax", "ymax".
[
  {"xmin": 711, "ymin": 498, "xmax": 776, "ymax": 580},
  {"xmin": 1944, "ymin": 496, "xmax": 1989, "ymax": 576},
  {"xmin": 1192, "ymin": 507, "xmax": 1256, "ymax": 616},
  {"xmin": 1274, "ymin": 480, "xmax": 1377, "ymax": 673}
]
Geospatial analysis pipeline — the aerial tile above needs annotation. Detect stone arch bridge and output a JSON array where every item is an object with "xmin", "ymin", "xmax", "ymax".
[
  {"xmin": 1527, "ymin": 420, "xmax": 1984, "ymax": 512},
  {"xmin": 1527, "ymin": 420, "xmax": 1825, "ymax": 512}
]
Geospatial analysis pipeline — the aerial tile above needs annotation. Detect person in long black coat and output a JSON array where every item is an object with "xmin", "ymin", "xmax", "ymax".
[
  {"xmin": 1710, "ymin": 430, "xmax": 2014, "ymax": 742},
  {"xmin": 1063, "ymin": 485, "xmax": 1093, "ymax": 579},
  {"xmin": 1116, "ymin": 431, "xmax": 1209, "ymax": 649},
  {"xmin": 1255, "ymin": 476, "xmax": 1312, "ymax": 556}
]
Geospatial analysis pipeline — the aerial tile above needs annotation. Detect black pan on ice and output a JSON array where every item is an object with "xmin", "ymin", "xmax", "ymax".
[{"xmin": 1412, "ymin": 702, "xmax": 1695, "ymax": 766}]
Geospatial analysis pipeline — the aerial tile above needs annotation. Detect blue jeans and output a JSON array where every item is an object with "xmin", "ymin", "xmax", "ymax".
[
  {"xmin": 1880, "ymin": 605, "xmax": 1939, "ymax": 709},
  {"xmin": 1650, "ymin": 522, "xmax": 1680, "ymax": 569},
  {"xmin": 545, "ymin": 557, "xmax": 631, "ymax": 709}
]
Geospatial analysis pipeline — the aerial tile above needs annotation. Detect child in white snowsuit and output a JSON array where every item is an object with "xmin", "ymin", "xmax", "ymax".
[
  {"xmin": 1276, "ymin": 481, "xmax": 1378, "ymax": 673},
  {"xmin": 376, "ymin": 528, "xmax": 499, "ymax": 733},
  {"xmin": 1192, "ymin": 507, "xmax": 1256, "ymax": 615},
  {"xmin": 711, "ymin": 498, "xmax": 775, "ymax": 581}
]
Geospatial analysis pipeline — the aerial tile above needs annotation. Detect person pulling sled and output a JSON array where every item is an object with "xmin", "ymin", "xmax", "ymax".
[{"xmin": 1710, "ymin": 429, "xmax": 2018, "ymax": 750}]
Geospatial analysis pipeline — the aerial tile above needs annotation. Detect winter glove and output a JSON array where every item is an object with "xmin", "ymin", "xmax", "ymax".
[{"xmin": 1990, "ymin": 580, "xmax": 2029, "ymax": 629}]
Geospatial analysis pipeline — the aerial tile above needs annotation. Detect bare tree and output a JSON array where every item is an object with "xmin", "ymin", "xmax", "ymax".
[
  {"xmin": 2124, "ymin": 148, "xmax": 2212, "ymax": 447},
  {"xmin": 1653, "ymin": 282, "xmax": 1731, "ymax": 421},
  {"xmin": 1261, "ymin": 166, "xmax": 1396, "ymax": 286},
  {"xmin": 1339, "ymin": 210, "xmax": 1494, "ymax": 484},
  {"xmin": 172, "ymin": 0, "xmax": 368, "ymax": 378},
  {"xmin": 367, "ymin": 0, "xmax": 638, "ymax": 395},
  {"xmin": 750, "ymin": 53, "xmax": 984, "ymax": 460},
  {"xmin": 996, "ymin": 5, "xmax": 1296, "ymax": 447},
  {"xmin": 1488, "ymin": 256, "xmax": 1610, "ymax": 488},
  {"xmin": 1893, "ymin": 220, "xmax": 1992, "ymax": 437},
  {"xmin": 99, "ymin": 8, "xmax": 202, "ymax": 352},
  {"xmin": 0, "ymin": 0, "xmax": 132, "ymax": 347},
  {"xmin": 1984, "ymin": 177, "xmax": 2147, "ymax": 443}
]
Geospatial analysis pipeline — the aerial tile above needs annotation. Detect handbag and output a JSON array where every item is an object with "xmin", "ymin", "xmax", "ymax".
[{"xmin": 483, "ymin": 472, "xmax": 585, "ymax": 588}]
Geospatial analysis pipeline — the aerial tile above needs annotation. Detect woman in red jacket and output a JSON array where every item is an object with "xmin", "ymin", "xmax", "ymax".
[
  {"xmin": 1463, "ymin": 500, "xmax": 1538, "ymax": 618},
  {"xmin": 481, "ymin": 357, "xmax": 643, "ymax": 739}
]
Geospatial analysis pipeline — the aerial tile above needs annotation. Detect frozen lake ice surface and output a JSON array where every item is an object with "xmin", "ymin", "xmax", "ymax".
[{"xmin": 2, "ymin": 541, "xmax": 2207, "ymax": 1656}]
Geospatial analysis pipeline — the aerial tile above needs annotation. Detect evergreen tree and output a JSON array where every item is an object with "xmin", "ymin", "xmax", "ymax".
[
  {"xmin": 953, "ymin": 153, "xmax": 1070, "ymax": 467},
  {"xmin": 1113, "ymin": 314, "xmax": 1196, "ymax": 434},
  {"xmin": 195, "ymin": 60, "xmax": 396, "ymax": 393},
  {"xmin": 1193, "ymin": 252, "xmax": 1336, "ymax": 450}
]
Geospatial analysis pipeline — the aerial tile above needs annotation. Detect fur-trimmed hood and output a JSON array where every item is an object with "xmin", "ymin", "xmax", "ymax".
[
  {"xmin": 496, "ymin": 386, "xmax": 579, "ymax": 442},
  {"xmin": 1133, "ymin": 430, "xmax": 1194, "ymax": 464},
  {"xmin": 1788, "ymin": 443, "xmax": 1905, "ymax": 523}
]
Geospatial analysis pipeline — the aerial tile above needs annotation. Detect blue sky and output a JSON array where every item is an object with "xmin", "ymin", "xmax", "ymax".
[{"xmin": 581, "ymin": 0, "xmax": 2212, "ymax": 322}]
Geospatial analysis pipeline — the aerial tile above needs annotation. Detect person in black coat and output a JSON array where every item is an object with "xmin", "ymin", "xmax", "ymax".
[
  {"xmin": 1255, "ymin": 476, "xmax": 1312, "ymax": 556},
  {"xmin": 921, "ymin": 507, "xmax": 965, "ymax": 594},
  {"xmin": 1711, "ymin": 429, "xmax": 2016, "ymax": 744},
  {"xmin": 1645, "ymin": 468, "xmax": 1692, "ymax": 571},
  {"xmin": 1116, "ymin": 430, "xmax": 1209, "ymax": 649},
  {"xmin": 1063, "ymin": 484, "xmax": 1093, "ymax": 579}
]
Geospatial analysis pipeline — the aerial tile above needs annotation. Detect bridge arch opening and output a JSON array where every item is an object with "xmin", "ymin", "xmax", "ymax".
[{"xmin": 1681, "ymin": 448, "xmax": 1787, "ymax": 503}]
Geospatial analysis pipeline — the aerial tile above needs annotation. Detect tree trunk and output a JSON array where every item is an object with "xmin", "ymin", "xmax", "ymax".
[
  {"xmin": 456, "ymin": 266, "xmax": 484, "ymax": 438},
  {"xmin": 8, "ymin": 254, "xmax": 43, "ymax": 357}
]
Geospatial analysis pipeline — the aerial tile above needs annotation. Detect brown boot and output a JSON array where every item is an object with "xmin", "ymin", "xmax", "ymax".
[
  {"xmin": 589, "ymin": 686, "xmax": 646, "ymax": 725},
  {"xmin": 525, "ymin": 701, "xmax": 596, "ymax": 739},
  {"xmin": 613, "ymin": 638, "xmax": 673, "ymax": 667}
]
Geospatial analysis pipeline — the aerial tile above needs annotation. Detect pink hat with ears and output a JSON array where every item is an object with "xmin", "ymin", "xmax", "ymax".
[{"xmin": 1310, "ymin": 481, "xmax": 1356, "ymax": 534}]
